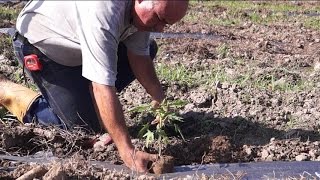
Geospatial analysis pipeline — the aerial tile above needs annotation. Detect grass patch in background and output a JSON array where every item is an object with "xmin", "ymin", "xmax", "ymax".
[
  {"xmin": 252, "ymin": 73, "xmax": 313, "ymax": 92},
  {"xmin": 304, "ymin": 17, "xmax": 320, "ymax": 30},
  {"xmin": 185, "ymin": 1, "xmax": 320, "ymax": 28},
  {"xmin": 248, "ymin": 12, "xmax": 285, "ymax": 24},
  {"xmin": 0, "ymin": 5, "xmax": 20, "ymax": 26},
  {"xmin": 0, "ymin": 35, "xmax": 14, "ymax": 59},
  {"xmin": 191, "ymin": 1, "xmax": 320, "ymax": 13},
  {"xmin": 156, "ymin": 63, "xmax": 314, "ymax": 93},
  {"xmin": 156, "ymin": 63, "xmax": 196, "ymax": 86}
]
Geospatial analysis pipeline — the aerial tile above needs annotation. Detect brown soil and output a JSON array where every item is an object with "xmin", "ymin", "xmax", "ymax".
[
  {"xmin": 1, "ymin": 1, "xmax": 320, "ymax": 179},
  {"xmin": 150, "ymin": 155, "xmax": 175, "ymax": 175}
]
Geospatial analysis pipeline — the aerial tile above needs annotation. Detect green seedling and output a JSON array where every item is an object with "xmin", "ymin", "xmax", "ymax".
[{"xmin": 130, "ymin": 99, "xmax": 186, "ymax": 156}]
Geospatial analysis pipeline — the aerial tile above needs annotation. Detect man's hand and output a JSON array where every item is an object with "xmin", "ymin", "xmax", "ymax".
[{"xmin": 121, "ymin": 149, "xmax": 157, "ymax": 173}]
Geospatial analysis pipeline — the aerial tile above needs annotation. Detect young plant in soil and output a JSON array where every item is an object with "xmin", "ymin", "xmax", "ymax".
[{"xmin": 130, "ymin": 99, "xmax": 186, "ymax": 174}]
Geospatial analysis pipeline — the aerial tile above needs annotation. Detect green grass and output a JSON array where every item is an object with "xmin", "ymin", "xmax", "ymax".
[
  {"xmin": 156, "ymin": 63, "xmax": 314, "ymax": 93},
  {"xmin": 191, "ymin": 1, "xmax": 320, "ymax": 13},
  {"xmin": 0, "ymin": 6, "xmax": 20, "ymax": 23},
  {"xmin": 0, "ymin": 35, "xmax": 14, "ymax": 59},
  {"xmin": 185, "ymin": 1, "xmax": 320, "ymax": 27},
  {"xmin": 156, "ymin": 63, "xmax": 196, "ymax": 85},
  {"xmin": 248, "ymin": 12, "xmax": 286, "ymax": 24},
  {"xmin": 304, "ymin": 17, "xmax": 320, "ymax": 30},
  {"xmin": 156, "ymin": 63, "xmax": 238, "ymax": 87}
]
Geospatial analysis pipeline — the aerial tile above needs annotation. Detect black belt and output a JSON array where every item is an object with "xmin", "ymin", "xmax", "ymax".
[
  {"xmin": 12, "ymin": 31, "xmax": 29, "ymax": 44},
  {"xmin": 12, "ymin": 31, "xmax": 45, "ymax": 58}
]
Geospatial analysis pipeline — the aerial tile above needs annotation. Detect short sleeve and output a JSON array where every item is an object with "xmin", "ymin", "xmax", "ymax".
[
  {"xmin": 75, "ymin": 1, "xmax": 125, "ymax": 86},
  {"xmin": 123, "ymin": 31, "xmax": 150, "ymax": 56}
]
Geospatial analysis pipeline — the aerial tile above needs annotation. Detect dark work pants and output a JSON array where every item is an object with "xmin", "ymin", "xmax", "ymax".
[{"xmin": 12, "ymin": 34, "xmax": 157, "ymax": 133}]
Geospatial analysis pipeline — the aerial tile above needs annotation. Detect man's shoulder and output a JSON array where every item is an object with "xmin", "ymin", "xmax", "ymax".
[
  {"xmin": 75, "ymin": 1, "xmax": 131, "ymax": 23},
  {"xmin": 75, "ymin": 1, "xmax": 130, "ymax": 11}
]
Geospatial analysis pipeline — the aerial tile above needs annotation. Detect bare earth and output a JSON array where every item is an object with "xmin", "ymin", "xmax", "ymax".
[{"xmin": 1, "ymin": 1, "xmax": 320, "ymax": 179}]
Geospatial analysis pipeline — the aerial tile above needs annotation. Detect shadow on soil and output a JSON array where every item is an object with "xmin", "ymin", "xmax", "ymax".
[
  {"xmin": 129, "ymin": 111, "xmax": 320, "ymax": 165},
  {"xmin": 179, "ymin": 111, "xmax": 320, "ymax": 144}
]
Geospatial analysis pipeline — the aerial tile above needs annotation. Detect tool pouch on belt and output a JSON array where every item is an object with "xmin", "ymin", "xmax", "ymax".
[{"xmin": 24, "ymin": 54, "xmax": 42, "ymax": 71}]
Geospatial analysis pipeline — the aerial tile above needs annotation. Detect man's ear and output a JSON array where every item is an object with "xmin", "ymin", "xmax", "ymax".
[
  {"xmin": 137, "ymin": 0, "xmax": 154, "ymax": 10},
  {"xmin": 134, "ymin": 0, "xmax": 143, "ymax": 6}
]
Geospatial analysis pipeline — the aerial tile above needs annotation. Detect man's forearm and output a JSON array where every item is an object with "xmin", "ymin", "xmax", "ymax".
[
  {"xmin": 91, "ymin": 82, "xmax": 134, "ymax": 155},
  {"xmin": 127, "ymin": 50, "xmax": 165, "ymax": 103},
  {"xmin": 90, "ymin": 82, "xmax": 157, "ymax": 172}
]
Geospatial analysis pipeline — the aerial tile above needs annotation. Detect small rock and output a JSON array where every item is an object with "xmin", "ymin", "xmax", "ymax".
[
  {"xmin": 93, "ymin": 141, "xmax": 106, "ymax": 152},
  {"xmin": 309, "ymin": 149, "xmax": 317, "ymax": 159},
  {"xmin": 261, "ymin": 149, "xmax": 269, "ymax": 160},
  {"xmin": 268, "ymin": 145, "xmax": 276, "ymax": 151},
  {"xmin": 267, "ymin": 152, "xmax": 275, "ymax": 161},
  {"xmin": 243, "ymin": 145, "xmax": 252, "ymax": 156},
  {"xmin": 270, "ymin": 137, "xmax": 276, "ymax": 143},
  {"xmin": 295, "ymin": 153, "xmax": 308, "ymax": 161},
  {"xmin": 137, "ymin": 175, "xmax": 156, "ymax": 180},
  {"xmin": 221, "ymin": 83, "xmax": 230, "ymax": 89},
  {"xmin": 189, "ymin": 89, "xmax": 212, "ymax": 108},
  {"xmin": 184, "ymin": 103, "xmax": 195, "ymax": 111},
  {"xmin": 314, "ymin": 62, "xmax": 320, "ymax": 72},
  {"xmin": 106, "ymin": 144, "xmax": 115, "ymax": 152}
]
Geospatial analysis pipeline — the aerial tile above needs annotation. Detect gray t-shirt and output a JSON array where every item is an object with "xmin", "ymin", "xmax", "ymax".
[{"xmin": 16, "ymin": 1, "xmax": 150, "ymax": 86}]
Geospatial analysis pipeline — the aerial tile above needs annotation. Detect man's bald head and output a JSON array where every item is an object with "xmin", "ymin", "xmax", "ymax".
[
  {"xmin": 132, "ymin": 0, "xmax": 189, "ymax": 32},
  {"xmin": 153, "ymin": 0, "xmax": 188, "ymax": 24}
]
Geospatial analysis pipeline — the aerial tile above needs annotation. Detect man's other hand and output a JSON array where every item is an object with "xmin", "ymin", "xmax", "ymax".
[{"xmin": 121, "ymin": 149, "xmax": 157, "ymax": 173}]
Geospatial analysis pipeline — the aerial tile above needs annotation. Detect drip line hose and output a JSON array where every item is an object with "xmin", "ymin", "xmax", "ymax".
[{"xmin": 1, "ymin": 155, "xmax": 320, "ymax": 179}]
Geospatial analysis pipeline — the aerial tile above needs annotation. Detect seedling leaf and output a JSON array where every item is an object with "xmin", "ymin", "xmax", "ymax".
[
  {"xmin": 128, "ymin": 104, "xmax": 151, "ymax": 113},
  {"xmin": 143, "ymin": 130, "xmax": 154, "ymax": 148},
  {"xmin": 138, "ymin": 124, "xmax": 150, "ymax": 138},
  {"xmin": 174, "ymin": 123, "xmax": 185, "ymax": 141},
  {"xmin": 136, "ymin": 99, "xmax": 187, "ymax": 155}
]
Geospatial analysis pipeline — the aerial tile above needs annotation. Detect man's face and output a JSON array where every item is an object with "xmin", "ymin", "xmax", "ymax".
[{"xmin": 132, "ymin": 0, "xmax": 188, "ymax": 32}]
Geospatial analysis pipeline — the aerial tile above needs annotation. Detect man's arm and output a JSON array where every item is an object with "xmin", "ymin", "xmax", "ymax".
[
  {"xmin": 90, "ymin": 83, "xmax": 156, "ymax": 172},
  {"xmin": 127, "ymin": 49, "xmax": 165, "ymax": 104}
]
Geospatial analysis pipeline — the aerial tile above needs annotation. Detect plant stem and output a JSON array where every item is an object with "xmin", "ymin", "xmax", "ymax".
[{"xmin": 158, "ymin": 136, "xmax": 162, "ymax": 156}]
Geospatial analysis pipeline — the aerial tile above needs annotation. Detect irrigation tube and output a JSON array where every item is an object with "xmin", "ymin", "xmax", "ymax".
[
  {"xmin": 1, "ymin": 155, "xmax": 320, "ymax": 179},
  {"xmin": 167, "ymin": 161, "xmax": 320, "ymax": 179}
]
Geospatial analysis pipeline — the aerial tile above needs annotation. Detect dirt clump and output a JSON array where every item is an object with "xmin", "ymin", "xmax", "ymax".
[
  {"xmin": 150, "ymin": 155, "xmax": 175, "ymax": 175},
  {"xmin": 205, "ymin": 136, "xmax": 233, "ymax": 163},
  {"xmin": 165, "ymin": 135, "xmax": 233, "ymax": 165},
  {"xmin": 16, "ymin": 165, "xmax": 47, "ymax": 180},
  {"xmin": 43, "ymin": 164, "xmax": 66, "ymax": 180},
  {"xmin": 2, "ymin": 126, "xmax": 36, "ymax": 151}
]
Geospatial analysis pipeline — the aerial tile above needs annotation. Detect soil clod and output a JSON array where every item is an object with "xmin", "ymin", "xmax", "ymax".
[{"xmin": 151, "ymin": 155, "xmax": 175, "ymax": 175}]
